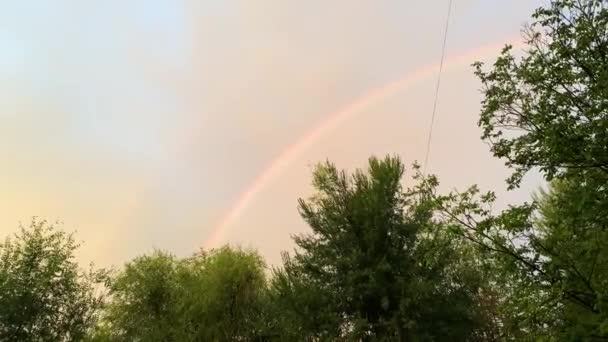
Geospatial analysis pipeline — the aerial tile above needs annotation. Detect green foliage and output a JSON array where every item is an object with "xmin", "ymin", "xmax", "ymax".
[
  {"xmin": 0, "ymin": 219, "xmax": 107, "ymax": 342},
  {"xmin": 99, "ymin": 246, "xmax": 268, "ymax": 341},
  {"xmin": 101, "ymin": 250, "xmax": 183, "ymax": 341},
  {"xmin": 474, "ymin": 0, "xmax": 608, "ymax": 188},
  {"xmin": 272, "ymin": 156, "xmax": 486, "ymax": 341},
  {"xmin": 177, "ymin": 246, "xmax": 268, "ymax": 341},
  {"xmin": 535, "ymin": 175, "xmax": 608, "ymax": 339},
  {"xmin": 430, "ymin": 172, "xmax": 608, "ymax": 339},
  {"xmin": 268, "ymin": 253, "xmax": 345, "ymax": 340},
  {"xmin": 465, "ymin": 0, "xmax": 608, "ymax": 339}
]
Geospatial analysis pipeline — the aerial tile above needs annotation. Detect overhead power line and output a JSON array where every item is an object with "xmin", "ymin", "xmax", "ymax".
[{"xmin": 423, "ymin": 0, "xmax": 453, "ymax": 175}]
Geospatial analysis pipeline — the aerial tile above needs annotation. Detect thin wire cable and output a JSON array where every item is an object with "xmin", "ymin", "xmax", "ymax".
[{"xmin": 423, "ymin": 0, "xmax": 453, "ymax": 176}]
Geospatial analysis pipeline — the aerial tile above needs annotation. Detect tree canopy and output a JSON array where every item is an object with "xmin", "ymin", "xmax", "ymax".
[
  {"xmin": 270, "ymin": 157, "xmax": 486, "ymax": 341},
  {"xmin": 474, "ymin": 0, "xmax": 608, "ymax": 187},
  {"xmin": 0, "ymin": 219, "xmax": 107, "ymax": 342},
  {"xmin": 98, "ymin": 247, "xmax": 267, "ymax": 341}
]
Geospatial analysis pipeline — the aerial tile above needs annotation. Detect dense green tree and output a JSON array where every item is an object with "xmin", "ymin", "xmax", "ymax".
[
  {"xmin": 433, "ymin": 176, "xmax": 608, "ymax": 340},
  {"xmin": 450, "ymin": 0, "xmax": 608, "ymax": 339},
  {"xmin": 268, "ymin": 254, "xmax": 345, "ymax": 340},
  {"xmin": 0, "ymin": 219, "xmax": 107, "ymax": 342},
  {"xmin": 101, "ymin": 250, "xmax": 184, "ymax": 341},
  {"xmin": 177, "ymin": 246, "xmax": 268, "ymax": 341},
  {"xmin": 534, "ymin": 177, "xmax": 608, "ymax": 339},
  {"xmin": 473, "ymin": 0, "xmax": 608, "ymax": 188},
  {"xmin": 100, "ymin": 246, "xmax": 268, "ymax": 341},
  {"xmin": 273, "ymin": 156, "xmax": 486, "ymax": 341}
]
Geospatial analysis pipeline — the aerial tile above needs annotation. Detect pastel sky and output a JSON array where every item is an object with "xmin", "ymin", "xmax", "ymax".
[{"xmin": 1, "ymin": 0, "xmax": 544, "ymax": 266}]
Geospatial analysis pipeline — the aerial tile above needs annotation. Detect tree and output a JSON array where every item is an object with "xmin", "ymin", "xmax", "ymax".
[
  {"xmin": 268, "ymin": 254, "xmax": 345, "ymax": 340},
  {"xmin": 100, "ymin": 246, "xmax": 268, "ymax": 341},
  {"xmin": 0, "ymin": 218, "xmax": 107, "ymax": 342},
  {"xmin": 273, "ymin": 156, "xmax": 486, "ymax": 341},
  {"xmin": 534, "ymin": 178, "xmax": 608, "ymax": 339},
  {"xmin": 455, "ymin": 1, "xmax": 608, "ymax": 338},
  {"xmin": 473, "ymin": 0, "xmax": 608, "ymax": 188},
  {"xmin": 433, "ymin": 176, "xmax": 608, "ymax": 340},
  {"xmin": 100, "ymin": 250, "xmax": 184, "ymax": 342},
  {"xmin": 177, "ymin": 246, "xmax": 268, "ymax": 341}
]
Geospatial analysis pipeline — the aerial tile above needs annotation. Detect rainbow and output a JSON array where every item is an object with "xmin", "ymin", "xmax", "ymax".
[{"xmin": 204, "ymin": 38, "xmax": 522, "ymax": 248}]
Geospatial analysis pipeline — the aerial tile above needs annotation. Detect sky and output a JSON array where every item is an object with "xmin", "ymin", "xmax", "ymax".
[{"xmin": 0, "ymin": 0, "xmax": 545, "ymax": 266}]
